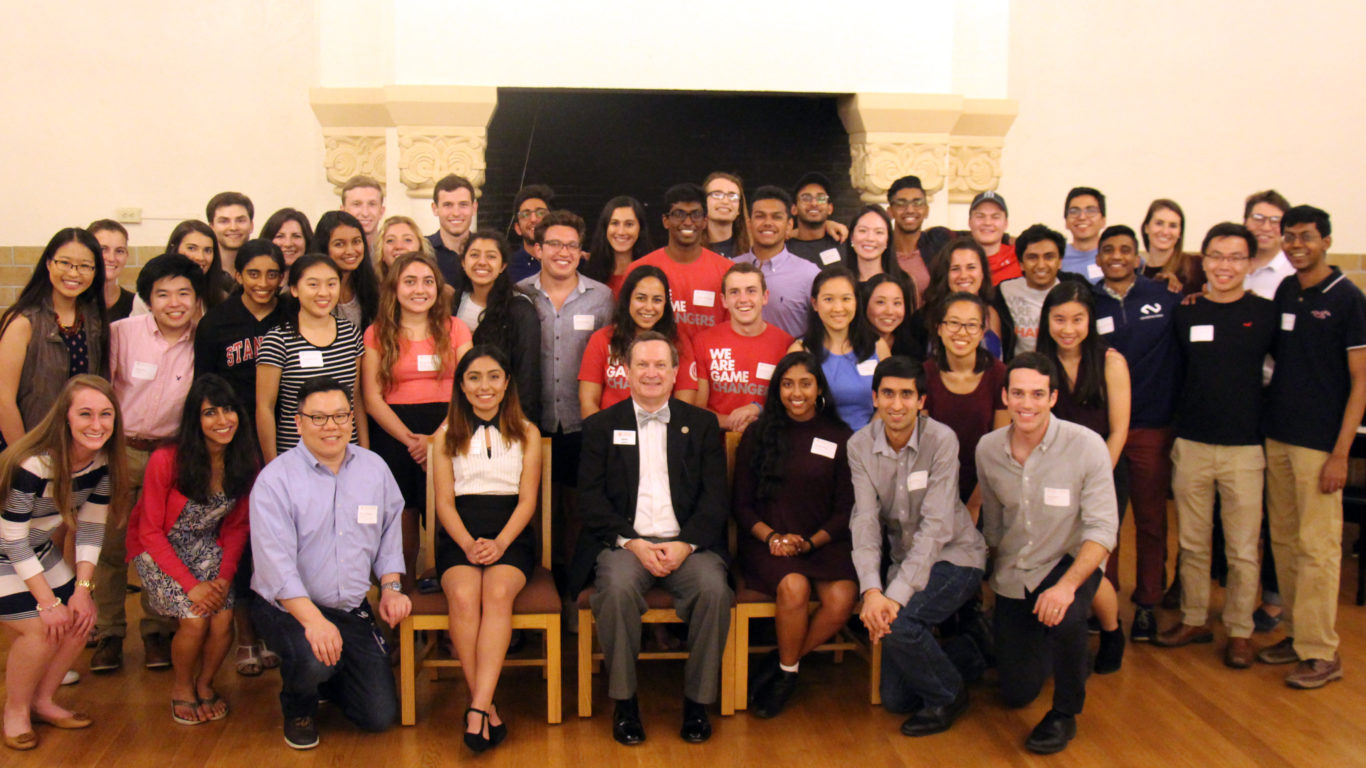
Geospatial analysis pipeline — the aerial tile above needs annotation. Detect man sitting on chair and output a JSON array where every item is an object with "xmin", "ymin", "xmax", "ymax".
[{"xmin": 571, "ymin": 330, "xmax": 733, "ymax": 745}]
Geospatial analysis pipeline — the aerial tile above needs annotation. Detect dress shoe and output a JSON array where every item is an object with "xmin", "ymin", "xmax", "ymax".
[
  {"xmin": 33, "ymin": 710, "xmax": 92, "ymax": 729},
  {"xmin": 1025, "ymin": 709, "xmax": 1077, "ymax": 755},
  {"xmin": 463, "ymin": 708, "xmax": 492, "ymax": 753},
  {"xmin": 488, "ymin": 702, "xmax": 507, "ymax": 746},
  {"xmin": 89, "ymin": 636, "xmax": 123, "ymax": 673},
  {"xmin": 1224, "ymin": 638, "xmax": 1254, "ymax": 669},
  {"xmin": 1256, "ymin": 637, "xmax": 1299, "ymax": 665},
  {"xmin": 144, "ymin": 633, "xmax": 173, "ymax": 670},
  {"xmin": 900, "ymin": 687, "xmax": 969, "ymax": 737},
  {"xmin": 752, "ymin": 670, "xmax": 798, "ymax": 719},
  {"xmin": 1094, "ymin": 623, "xmax": 1125, "ymax": 674},
  {"xmin": 611, "ymin": 697, "xmax": 645, "ymax": 745},
  {"xmin": 1154, "ymin": 623, "xmax": 1214, "ymax": 648},
  {"xmin": 1285, "ymin": 656, "xmax": 1343, "ymax": 689},
  {"xmin": 1130, "ymin": 606, "xmax": 1157, "ymax": 643},
  {"xmin": 680, "ymin": 698, "xmax": 711, "ymax": 743},
  {"xmin": 3, "ymin": 730, "xmax": 37, "ymax": 751}
]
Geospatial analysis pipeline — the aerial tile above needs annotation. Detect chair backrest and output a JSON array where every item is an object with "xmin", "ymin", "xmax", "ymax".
[
  {"xmin": 725, "ymin": 430, "xmax": 742, "ymax": 556},
  {"xmin": 423, "ymin": 433, "xmax": 553, "ymax": 573}
]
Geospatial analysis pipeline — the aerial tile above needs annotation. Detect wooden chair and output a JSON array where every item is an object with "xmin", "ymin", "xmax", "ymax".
[{"xmin": 399, "ymin": 436, "xmax": 562, "ymax": 725}]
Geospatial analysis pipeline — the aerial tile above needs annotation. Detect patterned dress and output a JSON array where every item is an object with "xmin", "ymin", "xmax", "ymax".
[{"xmin": 136, "ymin": 493, "xmax": 235, "ymax": 617}]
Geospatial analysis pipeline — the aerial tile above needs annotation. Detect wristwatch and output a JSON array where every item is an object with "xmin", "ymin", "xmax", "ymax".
[
  {"xmin": 382, "ymin": 581, "xmax": 403, "ymax": 593},
  {"xmin": 75, "ymin": 579, "xmax": 95, "ymax": 590}
]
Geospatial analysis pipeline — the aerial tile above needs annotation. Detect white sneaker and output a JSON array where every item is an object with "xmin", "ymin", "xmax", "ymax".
[{"xmin": 61, "ymin": 669, "xmax": 80, "ymax": 685}]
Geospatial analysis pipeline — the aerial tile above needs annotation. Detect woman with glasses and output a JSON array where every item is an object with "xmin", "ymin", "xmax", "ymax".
[
  {"xmin": 255, "ymin": 253, "xmax": 368, "ymax": 461},
  {"xmin": 582, "ymin": 196, "xmax": 652, "ymax": 298},
  {"xmin": 703, "ymin": 172, "xmax": 749, "ymax": 258},
  {"xmin": 0, "ymin": 228, "xmax": 109, "ymax": 450}
]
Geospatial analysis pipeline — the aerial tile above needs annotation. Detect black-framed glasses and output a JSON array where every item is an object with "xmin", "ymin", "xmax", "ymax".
[
  {"xmin": 667, "ymin": 209, "xmax": 708, "ymax": 223},
  {"xmin": 541, "ymin": 239, "xmax": 581, "ymax": 252},
  {"xmin": 299, "ymin": 411, "xmax": 353, "ymax": 427},
  {"xmin": 51, "ymin": 258, "xmax": 97, "ymax": 276}
]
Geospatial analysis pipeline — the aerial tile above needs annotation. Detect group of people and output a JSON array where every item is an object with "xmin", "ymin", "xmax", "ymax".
[{"xmin": 0, "ymin": 170, "xmax": 1358, "ymax": 757}]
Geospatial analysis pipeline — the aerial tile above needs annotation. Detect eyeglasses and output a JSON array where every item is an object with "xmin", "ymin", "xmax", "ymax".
[
  {"xmin": 890, "ymin": 198, "xmax": 928, "ymax": 210},
  {"xmin": 1248, "ymin": 213, "xmax": 1283, "ymax": 226},
  {"xmin": 798, "ymin": 193, "xmax": 830, "ymax": 205},
  {"xmin": 1201, "ymin": 254, "xmax": 1249, "ymax": 264},
  {"xmin": 51, "ymin": 258, "xmax": 96, "ymax": 276},
  {"xmin": 299, "ymin": 411, "xmax": 353, "ymax": 427},
  {"xmin": 941, "ymin": 319, "xmax": 984, "ymax": 335},
  {"xmin": 707, "ymin": 191, "xmax": 740, "ymax": 202},
  {"xmin": 667, "ymin": 209, "xmax": 708, "ymax": 223},
  {"xmin": 1280, "ymin": 232, "xmax": 1321, "ymax": 246},
  {"xmin": 541, "ymin": 239, "xmax": 580, "ymax": 252},
  {"xmin": 517, "ymin": 207, "xmax": 549, "ymax": 220},
  {"xmin": 1066, "ymin": 206, "xmax": 1102, "ymax": 218}
]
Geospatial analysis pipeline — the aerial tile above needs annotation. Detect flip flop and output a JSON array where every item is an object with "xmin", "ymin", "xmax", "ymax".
[
  {"xmin": 198, "ymin": 693, "xmax": 229, "ymax": 722},
  {"xmin": 172, "ymin": 699, "xmax": 204, "ymax": 726}
]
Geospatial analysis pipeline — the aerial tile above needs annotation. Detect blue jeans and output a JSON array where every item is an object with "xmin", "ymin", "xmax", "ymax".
[
  {"xmin": 251, "ymin": 599, "xmax": 397, "ymax": 731},
  {"xmin": 880, "ymin": 561, "xmax": 984, "ymax": 713}
]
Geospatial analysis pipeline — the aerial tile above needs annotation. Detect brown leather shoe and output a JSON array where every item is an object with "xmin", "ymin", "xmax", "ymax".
[
  {"xmin": 1154, "ymin": 623, "xmax": 1214, "ymax": 648},
  {"xmin": 1224, "ymin": 638, "xmax": 1254, "ymax": 669},
  {"xmin": 1256, "ymin": 637, "xmax": 1299, "ymax": 665}
]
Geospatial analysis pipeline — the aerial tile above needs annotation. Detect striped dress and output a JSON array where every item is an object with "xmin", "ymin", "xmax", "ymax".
[
  {"xmin": 0, "ymin": 453, "xmax": 111, "ymax": 620},
  {"xmin": 257, "ymin": 317, "xmax": 365, "ymax": 453}
]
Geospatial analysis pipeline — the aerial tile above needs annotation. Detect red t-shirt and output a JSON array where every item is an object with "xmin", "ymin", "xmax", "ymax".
[
  {"xmin": 627, "ymin": 248, "xmax": 732, "ymax": 342},
  {"xmin": 362, "ymin": 317, "xmax": 473, "ymax": 404},
  {"xmin": 693, "ymin": 322, "xmax": 794, "ymax": 418},
  {"xmin": 987, "ymin": 242, "xmax": 1022, "ymax": 285},
  {"xmin": 577, "ymin": 325, "xmax": 699, "ymax": 411}
]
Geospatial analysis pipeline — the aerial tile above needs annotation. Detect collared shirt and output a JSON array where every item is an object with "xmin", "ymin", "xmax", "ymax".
[
  {"xmin": 1244, "ymin": 251, "xmax": 1294, "ymax": 300},
  {"xmin": 427, "ymin": 231, "xmax": 465, "ymax": 290},
  {"xmin": 629, "ymin": 400, "xmax": 680, "ymax": 540},
  {"xmin": 848, "ymin": 415, "xmax": 987, "ymax": 606},
  {"xmin": 733, "ymin": 248, "xmax": 820, "ymax": 338},
  {"xmin": 518, "ymin": 272, "xmax": 615, "ymax": 432},
  {"xmin": 1091, "ymin": 274, "xmax": 1181, "ymax": 427},
  {"xmin": 510, "ymin": 246, "xmax": 541, "ymax": 285},
  {"xmin": 975, "ymin": 415, "xmax": 1118, "ymax": 599},
  {"xmin": 109, "ymin": 313, "xmax": 196, "ymax": 439},
  {"xmin": 1061, "ymin": 243, "xmax": 1098, "ymax": 277},
  {"xmin": 250, "ymin": 443, "xmax": 405, "ymax": 611}
]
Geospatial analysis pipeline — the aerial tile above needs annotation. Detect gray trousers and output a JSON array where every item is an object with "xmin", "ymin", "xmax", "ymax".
[{"xmin": 591, "ymin": 547, "xmax": 732, "ymax": 704}]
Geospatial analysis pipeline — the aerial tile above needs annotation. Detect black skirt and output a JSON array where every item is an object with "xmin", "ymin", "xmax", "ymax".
[
  {"xmin": 369, "ymin": 402, "xmax": 449, "ymax": 512},
  {"xmin": 435, "ymin": 494, "xmax": 535, "ymax": 579}
]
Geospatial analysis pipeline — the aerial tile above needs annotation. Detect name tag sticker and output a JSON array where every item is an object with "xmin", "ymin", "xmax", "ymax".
[
  {"xmin": 1190, "ymin": 325, "xmax": 1214, "ymax": 342},
  {"xmin": 573, "ymin": 314, "xmax": 596, "ymax": 331},
  {"xmin": 1044, "ymin": 487, "xmax": 1071, "ymax": 506},
  {"xmin": 1096, "ymin": 316, "xmax": 1115, "ymax": 335},
  {"xmin": 298, "ymin": 350, "xmax": 325, "ymax": 368},
  {"xmin": 819, "ymin": 248, "xmax": 841, "ymax": 265},
  {"xmin": 856, "ymin": 359, "xmax": 878, "ymax": 377},
  {"xmin": 358, "ymin": 505, "xmax": 378, "ymax": 525},
  {"xmin": 416, "ymin": 354, "xmax": 439, "ymax": 371},
  {"xmin": 1087, "ymin": 264, "xmax": 1104, "ymax": 280},
  {"xmin": 1282, "ymin": 313, "xmax": 1296, "ymax": 331},
  {"xmin": 693, "ymin": 290, "xmax": 715, "ymax": 308},
  {"xmin": 810, "ymin": 437, "xmax": 837, "ymax": 459},
  {"xmin": 755, "ymin": 362, "xmax": 775, "ymax": 381},
  {"xmin": 907, "ymin": 470, "xmax": 929, "ymax": 491},
  {"xmin": 613, "ymin": 430, "xmax": 637, "ymax": 446},
  {"xmin": 131, "ymin": 361, "xmax": 158, "ymax": 380}
]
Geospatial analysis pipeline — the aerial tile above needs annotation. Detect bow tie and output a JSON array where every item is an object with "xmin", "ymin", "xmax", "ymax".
[
  {"xmin": 635, "ymin": 404, "xmax": 671, "ymax": 427},
  {"xmin": 473, "ymin": 415, "xmax": 499, "ymax": 431}
]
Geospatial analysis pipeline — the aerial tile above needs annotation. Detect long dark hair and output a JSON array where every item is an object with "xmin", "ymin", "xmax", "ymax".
[
  {"xmin": 1035, "ymin": 281, "xmax": 1108, "ymax": 408},
  {"xmin": 750, "ymin": 352, "xmax": 842, "ymax": 503},
  {"xmin": 931, "ymin": 292, "xmax": 994, "ymax": 374},
  {"xmin": 312, "ymin": 210, "xmax": 379, "ymax": 330},
  {"xmin": 443, "ymin": 344, "xmax": 529, "ymax": 457},
  {"xmin": 456, "ymin": 230, "xmax": 530, "ymax": 355},
  {"xmin": 863, "ymin": 272, "xmax": 918, "ymax": 354},
  {"xmin": 800, "ymin": 265, "xmax": 877, "ymax": 363},
  {"xmin": 260, "ymin": 208, "xmax": 314, "ymax": 257},
  {"xmin": 840, "ymin": 205, "xmax": 905, "ymax": 284},
  {"xmin": 166, "ymin": 220, "xmax": 230, "ymax": 308},
  {"xmin": 281, "ymin": 252, "xmax": 342, "ymax": 336},
  {"xmin": 175, "ymin": 375, "xmax": 257, "ymax": 504},
  {"xmin": 0, "ymin": 228, "xmax": 108, "ymax": 343},
  {"xmin": 609, "ymin": 265, "xmax": 678, "ymax": 360},
  {"xmin": 583, "ymin": 195, "xmax": 652, "ymax": 284},
  {"xmin": 922, "ymin": 236, "xmax": 993, "ymax": 335}
]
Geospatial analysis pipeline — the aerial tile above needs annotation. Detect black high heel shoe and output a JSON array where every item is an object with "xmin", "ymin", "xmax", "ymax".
[
  {"xmin": 488, "ymin": 702, "xmax": 508, "ymax": 746},
  {"xmin": 464, "ymin": 707, "xmax": 492, "ymax": 753}
]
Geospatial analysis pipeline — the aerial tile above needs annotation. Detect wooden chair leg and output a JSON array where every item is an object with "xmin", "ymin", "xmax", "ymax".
[
  {"xmin": 720, "ymin": 607, "xmax": 736, "ymax": 716},
  {"xmin": 734, "ymin": 606, "xmax": 751, "ymax": 711},
  {"xmin": 869, "ymin": 640, "xmax": 882, "ymax": 706},
  {"xmin": 399, "ymin": 618, "xmax": 417, "ymax": 726},
  {"xmin": 545, "ymin": 622, "xmax": 562, "ymax": 725},
  {"xmin": 577, "ymin": 608, "xmax": 594, "ymax": 718}
]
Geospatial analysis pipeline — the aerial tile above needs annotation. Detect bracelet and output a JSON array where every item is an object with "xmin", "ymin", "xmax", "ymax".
[
  {"xmin": 35, "ymin": 597, "xmax": 62, "ymax": 612},
  {"xmin": 764, "ymin": 531, "xmax": 778, "ymax": 545},
  {"xmin": 75, "ymin": 579, "xmax": 95, "ymax": 590}
]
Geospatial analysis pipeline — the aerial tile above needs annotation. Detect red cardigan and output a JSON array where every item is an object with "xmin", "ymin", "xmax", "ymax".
[{"xmin": 125, "ymin": 445, "xmax": 251, "ymax": 594}]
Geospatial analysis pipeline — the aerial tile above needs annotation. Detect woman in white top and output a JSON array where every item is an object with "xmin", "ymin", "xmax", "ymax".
[{"xmin": 432, "ymin": 345, "xmax": 541, "ymax": 753}]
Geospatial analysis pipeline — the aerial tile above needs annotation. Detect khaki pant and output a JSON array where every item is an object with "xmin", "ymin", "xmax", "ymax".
[
  {"xmin": 93, "ymin": 446, "xmax": 176, "ymax": 640},
  {"xmin": 1171, "ymin": 439, "xmax": 1264, "ymax": 637},
  {"xmin": 1264, "ymin": 438, "xmax": 1343, "ymax": 660}
]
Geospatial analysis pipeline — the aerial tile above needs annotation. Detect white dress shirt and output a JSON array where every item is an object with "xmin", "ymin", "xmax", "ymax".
[{"xmin": 615, "ymin": 400, "xmax": 684, "ymax": 548}]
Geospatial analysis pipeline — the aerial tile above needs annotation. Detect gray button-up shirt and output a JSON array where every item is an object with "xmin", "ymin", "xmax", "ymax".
[
  {"xmin": 518, "ymin": 273, "xmax": 615, "ymax": 433},
  {"xmin": 848, "ymin": 415, "xmax": 987, "ymax": 606},
  {"xmin": 975, "ymin": 415, "xmax": 1118, "ymax": 599}
]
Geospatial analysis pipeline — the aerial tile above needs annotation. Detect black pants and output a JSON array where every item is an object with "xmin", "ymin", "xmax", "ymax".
[
  {"xmin": 994, "ymin": 558, "xmax": 1102, "ymax": 716},
  {"xmin": 251, "ymin": 599, "xmax": 397, "ymax": 731}
]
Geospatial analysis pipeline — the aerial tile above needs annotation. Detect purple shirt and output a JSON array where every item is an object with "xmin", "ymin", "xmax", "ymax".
[{"xmin": 733, "ymin": 247, "xmax": 819, "ymax": 339}]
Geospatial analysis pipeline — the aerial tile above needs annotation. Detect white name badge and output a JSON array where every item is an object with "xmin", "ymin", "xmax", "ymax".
[
  {"xmin": 1190, "ymin": 325, "xmax": 1214, "ymax": 343},
  {"xmin": 1282, "ymin": 313, "xmax": 1296, "ymax": 331},
  {"xmin": 755, "ymin": 362, "xmax": 775, "ymax": 381},
  {"xmin": 907, "ymin": 470, "xmax": 929, "ymax": 491},
  {"xmin": 613, "ymin": 430, "xmax": 637, "ymax": 445},
  {"xmin": 416, "ymin": 354, "xmax": 439, "ymax": 372},
  {"xmin": 298, "ymin": 350, "xmax": 325, "ymax": 368},
  {"xmin": 1086, "ymin": 264, "xmax": 1104, "ymax": 280},
  {"xmin": 131, "ymin": 361, "xmax": 158, "ymax": 380},
  {"xmin": 573, "ymin": 314, "xmax": 596, "ymax": 331},
  {"xmin": 692, "ymin": 290, "xmax": 715, "ymax": 308},
  {"xmin": 358, "ymin": 505, "xmax": 378, "ymax": 525},
  {"xmin": 1096, "ymin": 316, "xmax": 1115, "ymax": 335},
  {"xmin": 810, "ymin": 437, "xmax": 837, "ymax": 459},
  {"xmin": 819, "ymin": 248, "xmax": 841, "ymax": 265},
  {"xmin": 1044, "ymin": 487, "xmax": 1071, "ymax": 506},
  {"xmin": 856, "ymin": 359, "xmax": 878, "ymax": 377}
]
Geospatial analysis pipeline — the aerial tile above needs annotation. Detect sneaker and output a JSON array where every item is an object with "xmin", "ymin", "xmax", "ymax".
[
  {"xmin": 1256, "ymin": 637, "xmax": 1299, "ymax": 666},
  {"xmin": 1130, "ymin": 606, "xmax": 1156, "ymax": 643},
  {"xmin": 89, "ymin": 636, "xmax": 123, "ymax": 674},
  {"xmin": 283, "ymin": 716, "xmax": 319, "ymax": 750},
  {"xmin": 1285, "ymin": 656, "xmax": 1343, "ymax": 689},
  {"xmin": 144, "ymin": 634, "xmax": 172, "ymax": 670},
  {"xmin": 1094, "ymin": 622, "xmax": 1125, "ymax": 674}
]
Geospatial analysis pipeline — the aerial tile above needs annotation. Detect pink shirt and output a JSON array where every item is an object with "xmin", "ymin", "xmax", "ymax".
[
  {"xmin": 109, "ymin": 314, "xmax": 196, "ymax": 439},
  {"xmin": 362, "ymin": 317, "xmax": 472, "ymax": 404}
]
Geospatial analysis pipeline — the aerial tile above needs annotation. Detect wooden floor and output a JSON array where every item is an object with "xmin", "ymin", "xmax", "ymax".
[{"xmin": 4, "ymin": 515, "xmax": 1366, "ymax": 767}]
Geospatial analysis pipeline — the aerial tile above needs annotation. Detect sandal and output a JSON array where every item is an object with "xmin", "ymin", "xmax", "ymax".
[
  {"xmin": 234, "ymin": 643, "xmax": 262, "ymax": 677},
  {"xmin": 255, "ymin": 639, "xmax": 281, "ymax": 670},
  {"xmin": 463, "ymin": 708, "xmax": 491, "ymax": 753},
  {"xmin": 198, "ymin": 692, "xmax": 229, "ymax": 721},
  {"xmin": 172, "ymin": 699, "xmax": 204, "ymax": 726}
]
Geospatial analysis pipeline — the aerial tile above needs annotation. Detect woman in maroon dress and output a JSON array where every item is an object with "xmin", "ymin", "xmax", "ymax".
[{"xmin": 733, "ymin": 351, "xmax": 857, "ymax": 719}]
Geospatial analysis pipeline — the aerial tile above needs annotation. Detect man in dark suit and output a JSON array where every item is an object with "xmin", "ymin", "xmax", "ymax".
[{"xmin": 571, "ymin": 330, "xmax": 733, "ymax": 745}]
